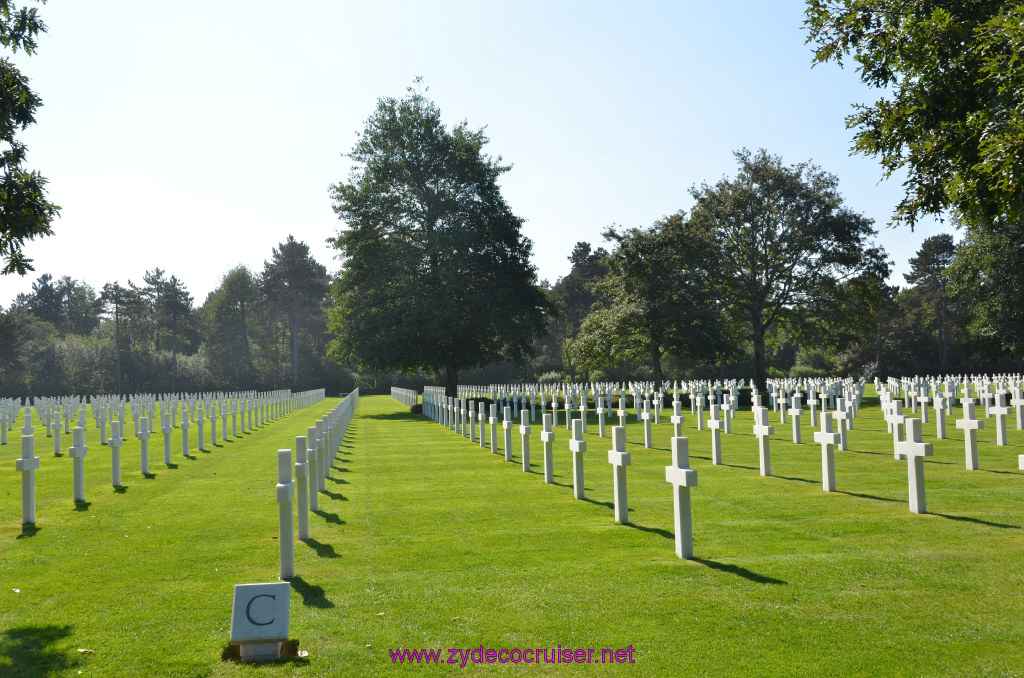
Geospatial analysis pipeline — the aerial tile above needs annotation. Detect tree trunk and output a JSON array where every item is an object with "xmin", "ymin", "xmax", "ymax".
[
  {"xmin": 445, "ymin": 363, "xmax": 458, "ymax": 398},
  {"xmin": 752, "ymin": 317, "xmax": 767, "ymax": 392},
  {"xmin": 650, "ymin": 342, "xmax": 663, "ymax": 387}
]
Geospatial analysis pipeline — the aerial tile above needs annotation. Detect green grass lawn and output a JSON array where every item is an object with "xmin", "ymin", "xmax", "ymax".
[{"xmin": 2, "ymin": 390, "xmax": 1023, "ymax": 677}]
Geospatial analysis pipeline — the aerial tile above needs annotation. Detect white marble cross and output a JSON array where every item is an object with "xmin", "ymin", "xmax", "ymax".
[
  {"xmin": 109, "ymin": 420, "xmax": 124, "ymax": 486},
  {"xmin": 519, "ymin": 410, "xmax": 531, "ymax": 471},
  {"xmin": 708, "ymin": 404, "xmax": 723, "ymax": 465},
  {"xmin": 814, "ymin": 412, "xmax": 842, "ymax": 492},
  {"xmin": 608, "ymin": 426, "xmax": 631, "ymax": 524},
  {"xmin": 503, "ymin": 406, "xmax": 514, "ymax": 462},
  {"xmin": 932, "ymin": 394, "xmax": 947, "ymax": 439},
  {"xmin": 752, "ymin": 405, "xmax": 774, "ymax": 476},
  {"xmin": 665, "ymin": 436, "xmax": 697, "ymax": 559},
  {"xmin": 955, "ymin": 400, "xmax": 985, "ymax": 470},
  {"xmin": 137, "ymin": 417, "xmax": 151, "ymax": 475},
  {"xmin": 641, "ymin": 399, "xmax": 653, "ymax": 449},
  {"xmin": 306, "ymin": 425, "xmax": 319, "ymax": 512},
  {"xmin": 276, "ymin": 448, "xmax": 295, "ymax": 580},
  {"xmin": 69, "ymin": 426, "xmax": 88, "ymax": 502},
  {"xmin": 488, "ymin": 404, "xmax": 499, "ymax": 456},
  {"xmin": 895, "ymin": 418, "xmax": 934, "ymax": 514},
  {"xmin": 569, "ymin": 418, "xmax": 587, "ymax": 500},
  {"xmin": 16, "ymin": 432, "xmax": 41, "ymax": 524},
  {"xmin": 789, "ymin": 392, "xmax": 803, "ymax": 444},
  {"xmin": 541, "ymin": 413, "xmax": 555, "ymax": 484},
  {"xmin": 670, "ymin": 400, "xmax": 685, "ymax": 438},
  {"xmin": 990, "ymin": 392, "xmax": 1012, "ymax": 446},
  {"xmin": 596, "ymin": 396, "xmax": 607, "ymax": 438}
]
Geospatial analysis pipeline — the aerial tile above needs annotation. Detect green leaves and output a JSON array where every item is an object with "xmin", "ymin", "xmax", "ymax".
[
  {"xmin": 805, "ymin": 0, "xmax": 1024, "ymax": 228},
  {"xmin": 329, "ymin": 86, "xmax": 551, "ymax": 392},
  {"xmin": 0, "ymin": 0, "xmax": 58, "ymax": 275}
]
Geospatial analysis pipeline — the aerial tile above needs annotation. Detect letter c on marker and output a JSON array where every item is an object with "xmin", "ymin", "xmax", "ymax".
[{"xmin": 245, "ymin": 594, "xmax": 276, "ymax": 626}]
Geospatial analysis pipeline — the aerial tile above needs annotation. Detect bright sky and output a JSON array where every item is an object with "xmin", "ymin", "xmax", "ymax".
[{"xmin": 0, "ymin": 0, "xmax": 953, "ymax": 307}]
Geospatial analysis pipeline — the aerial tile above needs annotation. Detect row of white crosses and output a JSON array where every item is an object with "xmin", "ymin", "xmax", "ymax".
[
  {"xmin": 389, "ymin": 387, "xmax": 418, "ymax": 408},
  {"xmin": 11, "ymin": 389, "xmax": 326, "ymax": 527},
  {"xmin": 275, "ymin": 390, "xmax": 359, "ymax": 579},
  {"xmin": 426, "ymin": 387, "xmax": 701, "ymax": 560}
]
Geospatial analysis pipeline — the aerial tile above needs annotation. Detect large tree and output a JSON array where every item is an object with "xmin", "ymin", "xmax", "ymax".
[
  {"xmin": 0, "ymin": 0, "xmax": 59, "ymax": 275},
  {"xmin": 546, "ymin": 242, "xmax": 608, "ymax": 379},
  {"xmin": 329, "ymin": 84, "xmax": 552, "ymax": 396},
  {"xmin": 262, "ymin": 236, "xmax": 330, "ymax": 389},
  {"xmin": 201, "ymin": 265, "xmax": 263, "ymax": 389},
  {"xmin": 570, "ymin": 213, "xmax": 725, "ymax": 385},
  {"xmin": 805, "ymin": 0, "xmax": 1024, "ymax": 229},
  {"xmin": 688, "ymin": 149, "xmax": 886, "ymax": 390}
]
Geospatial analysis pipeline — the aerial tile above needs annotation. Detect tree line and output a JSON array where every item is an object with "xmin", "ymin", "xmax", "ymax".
[{"xmin": 0, "ymin": 237, "xmax": 349, "ymax": 397}]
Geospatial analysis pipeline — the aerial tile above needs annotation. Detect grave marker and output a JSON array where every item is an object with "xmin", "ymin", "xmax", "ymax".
[
  {"xmin": 665, "ymin": 436, "xmax": 697, "ymax": 559},
  {"xmin": 608, "ymin": 426, "xmax": 631, "ymax": 524},
  {"xmin": 541, "ymin": 413, "xmax": 554, "ymax": 484},
  {"xmin": 16, "ymin": 433, "xmax": 41, "ymax": 524},
  {"xmin": 519, "ymin": 410, "xmax": 531, "ymax": 471},
  {"xmin": 69, "ymin": 426, "xmax": 88, "ymax": 502},
  {"xmin": 813, "ymin": 412, "xmax": 841, "ymax": 492},
  {"xmin": 955, "ymin": 400, "xmax": 984, "ymax": 471},
  {"xmin": 569, "ymin": 418, "xmax": 586, "ymax": 500},
  {"xmin": 895, "ymin": 418, "xmax": 934, "ymax": 514}
]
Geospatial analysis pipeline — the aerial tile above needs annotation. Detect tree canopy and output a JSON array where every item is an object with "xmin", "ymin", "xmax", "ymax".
[
  {"xmin": 805, "ymin": 0, "xmax": 1024, "ymax": 229},
  {"xmin": 328, "ymin": 84, "xmax": 552, "ymax": 396},
  {"xmin": 688, "ymin": 149, "xmax": 887, "ymax": 389},
  {"xmin": 0, "ymin": 0, "xmax": 59, "ymax": 275}
]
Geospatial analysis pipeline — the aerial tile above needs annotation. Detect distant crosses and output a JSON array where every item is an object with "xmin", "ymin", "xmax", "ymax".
[
  {"xmin": 519, "ymin": 410, "xmax": 531, "ymax": 472},
  {"xmin": 138, "ymin": 416, "xmax": 151, "ymax": 475},
  {"xmin": 835, "ymin": 399, "xmax": 852, "ymax": 451},
  {"xmin": 69, "ymin": 426, "xmax": 88, "ymax": 503},
  {"xmin": 933, "ymin": 393, "xmax": 947, "ymax": 439},
  {"xmin": 789, "ymin": 392, "xmax": 803, "ymax": 444},
  {"xmin": 955, "ymin": 400, "xmax": 985, "ymax": 471},
  {"xmin": 109, "ymin": 420, "xmax": 124, "ymax": 487},
  {"xmin": 16, "ymin": 430, "xmax": 41, "ymax": 524},
  {"xmin": 708, "ymin": 404, "xmax": 724, "ymax": 465},
  {"xmin": 541, "ymin": 413, "xmax": 555, "ymax": 484},
  {"xmin": 665, "ymin": 436, "xmax": 697, "ymax": 559},
  {"xmin": 502, "ymin": 406, "xmax": 513, "ymax": 462},
  {"xmin": 814, "ymin": 412, "xmax": 842, "ymax": 492},
  {"xmin": 294, "ymin": 436, "xmax": 310, "ymax": 541},
  {"xmin": 752, "ymin": 405, "xmax": 774, "ymax": 477},
  {"xmin": 990, "ymin": 392, "xmax": 1012, "ymax": 446},
  {"xmin": 670, "ymin": 400, "xmax": 685, "ymax": 438},
  {"xmin": 895, "ymin": 418, "xmax": 934, "ymax": 514},
  {"xmin": 608, "ymin": 426, "xmax": 631, "ymax": 524},
  {"xmin": 569, "ymin": 418, "xmax": 587, "ymax": 500}
]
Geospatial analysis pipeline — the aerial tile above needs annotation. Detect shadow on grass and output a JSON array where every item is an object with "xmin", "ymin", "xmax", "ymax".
[
  {"xmin": 848, "ymin": 448, "xmax": 889, "ymax": 456},
  {"xmin": 142, "ymin": 472, "xmax": 156, "ymax": 480},
  {"xmin": 286, "ymin": 576, "xmax": 334, "ymax": 608},
  {"xmin": 72, "ymin": 500, "xmax": 90, "ymax": 512},
  {"xmin": 0, "ymin": 624, "xmax": 80, "ymax": 677},
  {"xmin": 626, "ymin": 522, "xmax": 673, "ymax": 540},
  {"xmin": 16, "ymin": 524, "xmax": 39, "ymax": 539},
  {"xmin": 303, "ymin": 538, "xmax": 340, "ymax": 558},
  {"xmin": 837, "ymin": 490, "xmax": 902, "ymax": 504},
  {"xmin": 165, "ymin": 463, "xmax": 178, "ymax": 470},
  {"xmin": 721, "ymin": 463, "xmax": 758, "ymax": 472},
  {"xmin": 326, "ymin": 476, "xmax": 348, "ymax": 485},
  {"xmin": 113, "ymin": 485, "xmax": 128, "ymax": 494},
  {"xmin": 931, "ymin": 512, "xmax": 1020, "ymax": 529},
  {"xmin": 580, "ymin": 496, "xmax": 614, "ymax": 510},
  {"xmin": 364, "ymin": 412, "xmax": 419, "ymax": 421},
  {"xmin": 322, "ymin": 489, "xmax": 347, "ymax": 501},
  {"xmin": 313, "ymin": 510, "xmax": 346, "ymax": 526},
  {"xmin": 772, "ymin": 474, "xmax": 817, "ymax": 485},
  {"xmin": 335, "ymin": 457, "xmax": 352, "ymax": 464},
  {"xmin": 693, "ymin": 558, "xmax": 786, "ymax": 585},
  {"xmin": 183, "ymin": 454, "xmax": 196, "ymax": 461}
]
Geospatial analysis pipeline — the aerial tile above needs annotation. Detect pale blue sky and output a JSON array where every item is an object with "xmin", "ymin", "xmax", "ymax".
[{"xmin": 0, "ymin": 0, "xmax": 952, "ymax": 306}]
